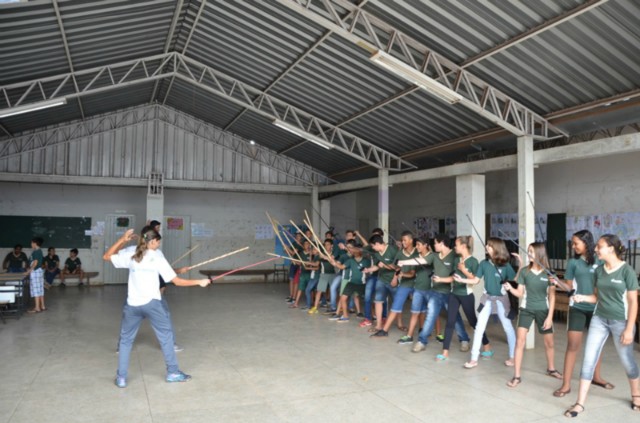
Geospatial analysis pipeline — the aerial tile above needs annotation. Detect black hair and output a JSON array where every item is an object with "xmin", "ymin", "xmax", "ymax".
[
  {"xmin": 70, "ymin": 248, "xmax": 79, "ymax": 254},
  {"xmin": 369, "ymin": 234, "xmax": 384, "ymax": 245},
  {"xmin": 433, "ymin": 233, "xmax": 449, "ymax": 246},
  {"xmin": 325, "ymin": 231, "xmax": 333, "ymax": 237},
  {"xmin": 599, "ymin": 234, "xmax": 626, "ymax": 260},
  {"xmin": 401, "ymin": 230, "xmax": 413, "ymax": 238},
  {"xmin": 346, "ymin": 239, "xmax": 357, "ymax": 247},
  {"xmin": 48, "ymin": 247, "xmax": 55, "ymax": 252},
  {"xmin": 372, "ymin": 227, "xmax": 384, "ymax": 236},
  {"xmin": 149, "ymin": 220, "xmax": 161, "ymax": 229},
  {"xmin": 572, "ymin": 230, "xmax": 595, "ymax": 265},
  {"xmin": 14, "ymin": 244, "xmax": 22, "ymax": 249},
  {"xmin": 31, "ymin": 237, "xmax": 43, "ymax": 247}
]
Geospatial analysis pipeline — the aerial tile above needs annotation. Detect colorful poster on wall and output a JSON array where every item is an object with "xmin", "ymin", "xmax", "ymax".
[
  {"xmin": 166, "ymin": 217, "xmax": 184, "ymax": 230},
  {"xmin": 566, "ymin": 212, "xmax": 640, "ymax": 242},
  {"xmin": 490, "ymin": 213, "xmax": 547, "ymax": 241}
]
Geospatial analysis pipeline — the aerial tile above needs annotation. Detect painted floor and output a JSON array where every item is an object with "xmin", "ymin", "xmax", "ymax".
[{"xmin": 1, "ymin": 283, "xmax": 638, "ymax": 422}]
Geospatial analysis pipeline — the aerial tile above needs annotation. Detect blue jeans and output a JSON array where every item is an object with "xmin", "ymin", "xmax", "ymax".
[
  {"xmin": 117, "ymin": 299, "xmax": 178, "ymax": 379},
  {"xmin": 45, "ymin": 268, "xmax": 60, "ymax": 284},
  {"xmin": 418, "ymin": 291, "xmax": 469, "ymax": 345},
  {"xmin": 305, "ymin": 274, "xmax": 320, "ymax": 308},
  {"xmin": 581, "ymin": 315, "xmax": 639, "ymax": 380},
  {"xmin": 471, "ymin": 297, "xmax": 515, "ymax": 361},
  {"xmin": 390, "ymin": 286, "xmax": 414, "ymax": 313},
  {"xmin": 329, "ymin": 274, "xmax": 343, "ymax": 310},
  {"xmin": 364, "ymin": 276, "xmax": 377, "ymax": 320}
]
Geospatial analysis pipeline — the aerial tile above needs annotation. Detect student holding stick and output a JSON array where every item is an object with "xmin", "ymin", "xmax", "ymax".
[{"xmin": 104, "ymin": 227, "xmax": 210, "ymax": 388}]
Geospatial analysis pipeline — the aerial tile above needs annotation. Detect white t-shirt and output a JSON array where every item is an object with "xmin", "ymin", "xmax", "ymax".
[{"xmin": 111, "ymin": 246, "xmax": 177, "ymax": 306}]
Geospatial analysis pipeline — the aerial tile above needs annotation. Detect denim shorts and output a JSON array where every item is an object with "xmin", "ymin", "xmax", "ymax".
[
  {"xmin": 411, "ymin": 289, "xmax": 430, "ymax": 313},
  {"xmin": 390, "ymin": 286, "xmax": 414, "ymax": 313},
  {"xmin": 374, "ymin": 281, "xmax": 397, "ymax": 303}
]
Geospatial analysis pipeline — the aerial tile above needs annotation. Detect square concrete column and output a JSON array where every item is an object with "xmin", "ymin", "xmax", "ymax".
[
  {"xmin": 319, "ymin": 198, "xmax": 331, "ymax": 235},
  {"xmin": 456, "ymin": 174, "xmax": 485, "ymax": 313},
  {"xmin": 378, "ymin": 169, "xmax": 389, "ymax": 243},
  {"xmin": 147, "ymin": 195, "xmax": 163, "ymax": 230},
  {"xmin": 518, "ymin": 135, "xmax": 536, "ymax": 349},
  {"xmin": 311, "ymin": 185, "xmax": 320, "ymax": 233}
]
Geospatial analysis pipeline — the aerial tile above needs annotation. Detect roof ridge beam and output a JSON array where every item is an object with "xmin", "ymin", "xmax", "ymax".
[{"xmin": 274, "ymin": 0, "xmax": 566, "ymax": 138}]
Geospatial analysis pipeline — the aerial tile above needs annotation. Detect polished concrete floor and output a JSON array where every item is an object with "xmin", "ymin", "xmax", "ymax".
[{"xmin": 1, "ymin": 283, "xmax": 639, "ymax": 423}]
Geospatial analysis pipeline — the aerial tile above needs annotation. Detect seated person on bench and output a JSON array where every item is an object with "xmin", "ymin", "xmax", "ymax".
[
  {"xmin": 3, "ymin": 244, "xmax": 28, "ymax": 273},
  {"xmin": 60, "ymin": 248, "xmax": 85, "ymax": 286}
]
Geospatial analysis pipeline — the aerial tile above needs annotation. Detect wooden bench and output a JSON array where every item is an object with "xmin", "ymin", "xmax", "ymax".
[
  {"xmin": 55, "ymin": 271, "xmax": 99, "ymax": 286},
  {"xmin": 200, "ymin": 269, "xmax": 275, "ymax": 283}
]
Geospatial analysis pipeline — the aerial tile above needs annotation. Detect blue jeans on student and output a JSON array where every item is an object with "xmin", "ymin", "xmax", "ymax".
[
  {"xmin": 418, "ymin": 291, "xmax": 470, "ymax": 345},
  {"xmin": 7, "ymin": 266, "xmax": 26, "ymax": 273},
  {"xmin": 580, "ymin": 315, "xmax": 639, "ymax": 381},
  {"xmin": 45, "ymin": 268, "xmax": 60, "ymax": 284},
  {"xmin": 117, "ymin": 299, "xmax": 178, "ymax": 379},
  {"xmin": 329, "ymin": 274, "xmax": 342, "ymax": 310},
  {"xmin": 305, "ymin": 274, "xmax": 320, "ymax": 308},
  {"xmin": 364, "ymin": 275, "xmax": 377, "ymax": 320}
]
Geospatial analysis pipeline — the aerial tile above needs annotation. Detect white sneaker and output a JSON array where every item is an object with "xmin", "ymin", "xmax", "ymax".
[
  {"xmin": 412, "ymin": 341, "xmax": 426, "ymax": 353},
  {"xmin": 460, "ymin": 341, "xmax": 470, "ymax": 352},
  {"xmin": 174, "ymin": 344, "xmax": 184, "ymax": 352}
]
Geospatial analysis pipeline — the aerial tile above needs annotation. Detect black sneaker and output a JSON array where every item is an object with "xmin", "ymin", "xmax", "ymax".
[
  {"xmin": 356, "ymin": 312, "xmax": 365, "ymax": 318},
  {"xmin": 370, "ymin": 329, "xmax": 388, "ymax": 338},
  {"xmin": 322, "ymin": 308, "xmax": 337, "ymax": 315},
  {"xmin": 328, "ymin": 314, "xmax": 341, "ymax": 321}
]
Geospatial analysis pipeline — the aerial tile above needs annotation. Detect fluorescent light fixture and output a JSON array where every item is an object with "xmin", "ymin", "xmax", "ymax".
[
  {"xmin": 273, "ymin": 119, "xmax": 333, "ymax": 150},
  {"xmin": 369, "ymin": 50, "xmax": 463, "ymax": 104},
  {"xmin": 249, "ymin": 140, "xmax": 256, "ymax": 145},
  {"xmin": 0, "ymin": 98, "xmax": 68, "ymax": 118}
]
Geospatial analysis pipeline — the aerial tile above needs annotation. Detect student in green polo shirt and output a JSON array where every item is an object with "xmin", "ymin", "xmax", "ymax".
[
  {"xmin": 552, "ymin": 230, "xmax": 613, "ymax": 398},
  {"xmin": 454, "ymin": 237, "xmax": 517, "ymax": 369},
  {"xmin": 505, "ymin": 242, "xmax": 561, "ymax": 388},
  {"xmin": 328, "ymin": 241, "xmax": 370, "ymax": 322},
  {"xmin": 289, "ymin": 240, "xmax": 316, "ymax": 309},
  {"xmin": 565, "ymin": 234, "xmax": 640, "ymax": 417},
  {"xmin": 309, "ymin": 239, "xmax": 338, "ymax": 314},
  {"xmin": 364, "ymin": 234, "xmax": 399, "ymax": 334}
]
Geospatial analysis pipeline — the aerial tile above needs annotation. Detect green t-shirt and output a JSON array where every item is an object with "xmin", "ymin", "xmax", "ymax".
[
  {"xmin": 344, "ymin": 257, "xmax": 371, "ymax": 285},
  {"xmin": 517, "ymin": 268, "xmax": 552, "ymax": 311},
  {"xmin": 373, "ymin": 244, "xmax": 399, "ymax": 284},
  {"xmin": 395, "ymin": 248, "xmax": 418, "ymax": 288},
  {"xmin": 565, "ymin": 257, "xmax": 599, "ymax": 312},
  {"xmin": 298, "ymin": 252, "xmax": 312, "ymax": 276},
  {"xmin": 427, "ymin": 250, "xmax": 456, "ymax": 294},
  {"xmin": 30, "ymin": 249, "xmax": 44, "ymax": 268},
  {"xmin": 318, "ymin": 257, "xmax": 335, "ymax": 274},
  {"xmin": 411, "ymin": 252, "xmax": 434, "ymax": 291},
  {"xmin": 43, "ymin": 254, "xmax": 60, "ymax": 270},
  {"xmin": 65, "ymin": 257, "xmax": 81, "ymax": 271},
  {"xmin": 594, "ymin": 262, "xmax": 639, "ymax": 321},
  {"xmin": 476, "ymin": 260, "xmax": 516, "ymax": 296},
  {"xmin": 452, "ymin": 256, "xmax": 479, "ymax": 296}
]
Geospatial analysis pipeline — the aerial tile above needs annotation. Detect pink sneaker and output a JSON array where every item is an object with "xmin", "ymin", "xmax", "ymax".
[{"xmin": 359, "ymin": 319, "xmax": 372, "ymax": 327}]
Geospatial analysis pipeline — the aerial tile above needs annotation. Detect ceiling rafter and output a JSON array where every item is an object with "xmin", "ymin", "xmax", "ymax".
[
  {"xmin": 52, "ymin": 0, "xmax": 86, "ymax": 120},
  {"xmin": 150, "ymin": 0, "xmax": 185, "ymax": 103},
  {"xmin": 274, "ymin": 0, "xmax": 567, "ymax": 139}
]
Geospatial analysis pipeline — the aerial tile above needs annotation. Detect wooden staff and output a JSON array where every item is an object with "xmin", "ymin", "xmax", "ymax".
[
  {"xmin": 186, "ymin": 246, "xmax": 249, "ymax": 271},
  {"xmin": 273, "ymin": 217, "xmax": 305, "ymax": 262},
  {"xmin": 266, "ymin": 212, "xmax": 303, "ymax": 262},
  {"xmin": 170, "ymin": 244, "xmax": 200, "ymax": 266},
  {"xmin": 266, "ymin": 253, "xmax": 315, "ymax": 265},
  {"xmin": 303, "ymin": 210, "xmax": 331, "ymax": 257},
  {"xmin": 209, "ymin": 257, "xmax": 279, "ymax": 281},
  {"xmin": 289, "ymin": 219, "xmax": 324, "ymax": 258}
]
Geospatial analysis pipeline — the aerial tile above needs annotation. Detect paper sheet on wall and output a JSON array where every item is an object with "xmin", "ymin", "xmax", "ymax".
[
  {"xmin": 255, "ymin": 224, "xmax": 274, "ymax": 240},
  {"xmin": 566, "ymin": 213, "xmax": 640, "ymax": 242},
  {"xmin": 191, "ymin": 223, "xmax": 214, "ymax": 238}
]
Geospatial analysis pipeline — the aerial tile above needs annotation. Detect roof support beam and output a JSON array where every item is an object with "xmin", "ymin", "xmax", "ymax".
[
  {"xmin": 174, "ymin": 55, "xmax": 414, "ymax": 171},
  {"xmin": 52, "ymin": 0, "xmax": 86, "ymax": 120},
  {"xmin": 150, "ymin": 0, "xmax": 184, "ymax": 103},
  {"xmin": 319, "ymin": 132, "xmax": 640, "ymax": 194},
  {"xmin": 274, "ymin": 0, "xmax": 565, "ymax": 138},
  {"xmin": 162, "ymin": 0, "xmax": 207, "ymax": 105}
]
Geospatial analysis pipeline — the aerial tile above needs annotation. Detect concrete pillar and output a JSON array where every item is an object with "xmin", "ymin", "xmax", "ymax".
[
  {"xmin": 319, "ymin": 198, "xmax": 331, "ymax": 236},
  {"xmin": 378, "ymin": 169, "xmax": 389, "ymax": 243},
  {"xmin": 518, "ymin": 135, "xmax": 536, "ymax": 349},
  {"xmin": 456, "ymin": 174, "xmax": 486, "ymax": 314},
  {"xmin": 146, "ymin": 195, "xmax": 163, "ymax": 230},
  {"xmin": 311, "ymin": 185, "xmax": 320, "ymax": 234}
]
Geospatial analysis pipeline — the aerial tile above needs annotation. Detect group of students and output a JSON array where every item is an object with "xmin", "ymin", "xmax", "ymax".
[
  {"xmin": 2, "ymin": 240, "xmax": 86, "ymax": 313},
  {"xmin": 282, "ymin": 226, "xmax": 639, "ymax": 417}
]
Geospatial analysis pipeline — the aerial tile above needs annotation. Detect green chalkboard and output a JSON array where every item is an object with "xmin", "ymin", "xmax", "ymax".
[{"xmin": 0, "ymin": 216, "xmax": 91, "ymax": 248}]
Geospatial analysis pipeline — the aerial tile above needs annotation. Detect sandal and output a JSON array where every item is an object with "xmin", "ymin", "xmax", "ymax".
[
  {"xmin": 553, "ymin": 388, "xmax": 571, "ymax": 397},
  {"xmin": 396, "ymin": 326, "xmax": 408, "ymax": 332},
  {"xmin": 504, "ymin": 358, "xmax": 515, "ymax": 367},
  {"xmin": 463, "ymin": 361, "xmax": 478, "ymax": 369},
  {"xmin": 506, "ymin": 376, "xmax": 521, "ymax": 388},
  {"xmin": 288, "ymin": 304, "xmax": 298, "ymax": 309},
  {"xmin": 632, "ymin": 395, "xmax": 640, "ymax": 411},
  {"xmin": 564, "ymin": 403, "xmax": 584, "ymax": 418},
  {"xmin": 592, "ymin": 380, "xmax": 614, "ymax": 390},
  {"xmin": 547, "ymin": 369, "xmax": 563, "ymax": 379},
  {"xmin": 435, "ymin": 354, "xmax": 448, "ymax": 362}
]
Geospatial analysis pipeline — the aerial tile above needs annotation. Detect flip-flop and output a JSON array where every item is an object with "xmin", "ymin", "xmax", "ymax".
[
  {"xmin": 435, "ymin": 354, "xmax": 448, "ymax": 362},
  {"xmin": 553, "ymin": 388, "xmax": 571, "ymax": 397},
  {"xmin": 564, "ymin": 403, "xmax": 584, "ymax": 418},
  {"xmin": 504, "ymin": 359, "xmax": 515, "ymax": 367},
  {"xmin": 463, "ymin": 361, "xmax": 478, "ymax": 369},
  {"xmin": 506, "ymin": 376, "xmax": 521, "ymax": 388},
  {"xmin": 396, "ymin": 326, "xmax": 408, "ymax": 332},
  {"xmin": 592, "ymin": 381, "xmax": 614, "ymax": 390},
  {"xmin": 547, "ymin": 369, "xmax": 563, "ymax": 379}
]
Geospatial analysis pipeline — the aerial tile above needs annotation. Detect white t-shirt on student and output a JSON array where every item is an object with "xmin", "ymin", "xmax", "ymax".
[{"xmin": 111, "ymin": 246, "xmax": 177, "ymax": 306}]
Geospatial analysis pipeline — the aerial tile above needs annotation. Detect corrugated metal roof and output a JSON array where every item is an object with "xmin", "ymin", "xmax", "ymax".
[{"xmin": 2, "ymin": 0, "xmax": 640, "ymax": 181}]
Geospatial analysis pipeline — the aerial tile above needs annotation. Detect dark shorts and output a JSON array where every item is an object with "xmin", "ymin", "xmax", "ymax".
[
  {"xmin": 342, "ymin": 282, "xmax": 365, "ymax": 298},
  {"xmin": 517, "ymin": 308, "xmax": 553, "ymax": 334},
  {"xmin": 567, "ymin": 307, "xmax": 594, "ymax": 332}
]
